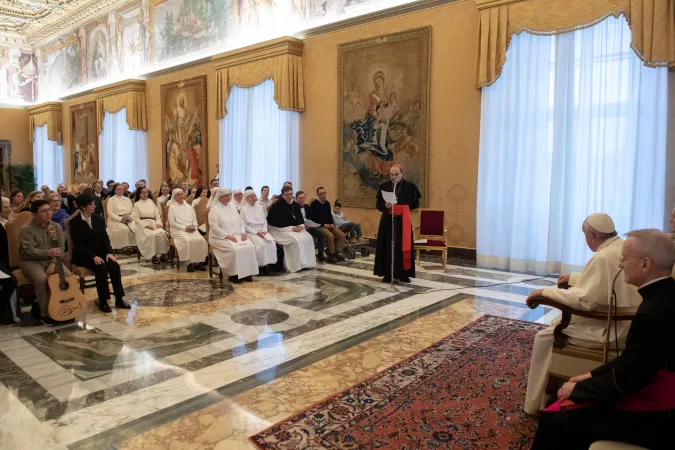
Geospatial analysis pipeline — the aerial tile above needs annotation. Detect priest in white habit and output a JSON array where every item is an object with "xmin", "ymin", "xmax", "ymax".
[
  {"xmin": 524, "ymin": 213, "xmax": 642, "ymax": 415},
  {"xmin": 240, "ymin": 189, "xmax": 277, "ymax": 275},
  {"xmin": 208, "ymin": 188, "xmax": 258, "ymax": 283},
  {"xmin": 133, "ymin": 187, "xmax": 169, "ymax": 264},
  {"xmin": 267, "ymin": 185, "xmax": 316, "ymax": 273},
  {"xmin": 106, "ymin": 183, "xmax": 137, "ymax": 252},
  {"xmin": 168, "ymin": 188, "xmax": 208, "ymax": 272}
]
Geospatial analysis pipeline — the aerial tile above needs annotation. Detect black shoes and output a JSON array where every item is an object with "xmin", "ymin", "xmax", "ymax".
[
  {"xmin": 115, "ymin": 300, "xmax": 132, "ymax": 309},
  {"xmin": 187, "ymin": 264, "xmax": 195, "ymax": 272},
  {"xmin": 151, "ymin": 255, "xmax": 161, "ymax": 265},
  {"xmin": 317, "ymin": 252, "xmax": 326, "ymax": 263},
  {"xmin": 241, "ymin": 276, "xmax": 253, "ymax": 282},
  {"xmin": 335, "ymin": 253, "xmax": 346, "ymax": 261},
  {"xmin": 327, "ymin": 253, "xmax": 338, "ymax": 263},
  {"xmin": 399, "ymin": 276, "xmax": 411, "ymax": 283},
  {"xmin": 382, "ymin": 276, "xmax": 392, "ymax": 283},
  {"xmin": 229, "ymin": 276, "xmax": 242, "ymax": 284},
  {"xmin": 99, "ymin": 303, "xmax": 113, "ymax": 313},
  {"xmin": 195, "ymin": 262, "xmax": 207, "ymax": 271}
]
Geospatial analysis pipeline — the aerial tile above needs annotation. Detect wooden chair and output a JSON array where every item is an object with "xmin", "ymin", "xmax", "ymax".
[
  {"xmin": 102, "ymin": 198, "xmax": 109, "ymax": 225},
  {"xmin": 527, "ymin": 284, "xmax": 637, "ymax": 396},
  {"xmin": 186, "ymin": 194, "xmax": 195, "ymax": 205},
  {"xmin": 589, "ymin": 442, "xmax": 648, "ymax": 450},
  {"xmin": 194, "ymin": 200, "xmax": 208, "ymax": 228},
  {"xmin": 152, "ymin": 190, "xmax": 159, "ymax": 205},
  {"xmin": 204, "ymin": 219, "xmax": 223, "ymax": 285},
  {"xmin": 64, "ymin": 211, "xmax": 96, "ymax": 293},
  {"xmin": 162, "ymin": 201, "xmax": 179, "ymax": 270},
  {"xmin": 413, "ymin": 209, "xmax": 448, "ymax": 271},
  {"xmin": 5, "ymin": 211, "xmax": 34, "ymax": 287}
]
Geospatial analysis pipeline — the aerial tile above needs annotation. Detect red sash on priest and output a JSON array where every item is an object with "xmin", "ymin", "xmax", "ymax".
[{"xmin": 387, "ymin": 204, "xmax": 412, "ymax": 270}]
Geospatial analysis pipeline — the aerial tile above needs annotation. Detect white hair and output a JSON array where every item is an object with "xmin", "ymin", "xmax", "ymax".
[{"xmin": 626, "ymin": 229, "xmax": 675, "ymax": 271}]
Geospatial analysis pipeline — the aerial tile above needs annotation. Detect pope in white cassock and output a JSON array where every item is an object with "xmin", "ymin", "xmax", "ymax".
[
  {"xmin": 266, "ymin": 186, "xmax": 316, "ymax": 273},
  {"xmin": 168, "ymin": 188, "xmax": 208, "ymax": 272},
  {"xmin": 133, "ymin": 187, "xmax": 169, "ymax": 264},
  {"xmin": 524, "ymin": 213, "xmax": 642, "ymax": 414},
  {"xmin": 208, "ymin": 188, "xmax": 258, "ymax": 283},
  {"xmin": 240, "ymin": 189, "xmax": 277, "ymax": 274},
  {"xmin": 107, "ymin": 183, "xmax": 136, "ymax": 250}
]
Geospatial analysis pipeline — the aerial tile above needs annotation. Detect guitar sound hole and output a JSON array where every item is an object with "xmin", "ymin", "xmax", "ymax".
[{"xmin": 59, "ymin": 282, "xmax": 70, "ymax": 291}]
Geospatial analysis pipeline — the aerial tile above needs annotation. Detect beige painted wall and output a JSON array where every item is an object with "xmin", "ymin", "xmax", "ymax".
[
  {"xmin": 0, "ymin": 107, "xmax": 32, "ymax": 165},
  {"xmin": 300, "ymin": 1, "xmax": 481, "ymax": 248},
  {"xmin": 52, "ymin": 0, "xmax": 483, "ymax": 248}
]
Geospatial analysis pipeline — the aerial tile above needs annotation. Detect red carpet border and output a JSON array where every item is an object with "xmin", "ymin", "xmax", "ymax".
[{"xmin": 250, "ymin": 315, "xmax": 545, "ymax": 449}]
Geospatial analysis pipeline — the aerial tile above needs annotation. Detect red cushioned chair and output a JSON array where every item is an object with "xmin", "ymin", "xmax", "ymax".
[{"xmin": 413, "ymin": 209, "xmax": 447, "ymax": 271}]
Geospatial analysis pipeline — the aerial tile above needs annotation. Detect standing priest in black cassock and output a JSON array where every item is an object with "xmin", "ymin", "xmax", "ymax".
[
  {"xmin": 374, "ymin": 164, "xmax": 422, "ymax": 283},
  {"xmin": 531, "ymin": 229, "xmax": 675, "ymax": 450}
]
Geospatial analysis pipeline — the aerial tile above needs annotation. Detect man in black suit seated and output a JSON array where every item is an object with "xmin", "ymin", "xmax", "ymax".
[
  {"xmin": 295, "ymin": 191, "xmax": 328, "ymax": 262},
  {"xmin": 70, "ymin": 194, "xmax": 131, "ymax": 313},
  {"xmin": 532, "ymin": 229, "xmax": 675, "ymax": 450}
]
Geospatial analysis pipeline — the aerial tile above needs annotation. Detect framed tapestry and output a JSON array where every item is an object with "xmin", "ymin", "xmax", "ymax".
[
  {"xmin": 161, "ymin": 75, "xmax": 208, "ymax": 187},
  {"xmin": 338, "ymin": 27, "xmax": 430, "ymax": 208},
  {"xmin": 70, "ymin": 101, "xmax": 99, "ymax": 184}
]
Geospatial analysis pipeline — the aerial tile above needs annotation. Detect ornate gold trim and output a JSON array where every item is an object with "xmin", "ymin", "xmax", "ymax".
[
  {"xmin": 93, "ymin": 79, "xmax": 146, "ymax": 99},
  {"xmin": 27, "ymin": 101, "xmax": 62, "ymax": 115},
  {"xmin": 211, "ymin": 36, "xmax": 304, "ymax": 70}
]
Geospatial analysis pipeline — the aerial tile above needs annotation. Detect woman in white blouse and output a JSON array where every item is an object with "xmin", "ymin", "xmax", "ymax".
[
  {"xmin": 133, "ymin": 187, "xmax": 169, "ymax": 264},
  {"xmin": 106, "ymin": 183, "xmax": 136, "ymax": 252}
]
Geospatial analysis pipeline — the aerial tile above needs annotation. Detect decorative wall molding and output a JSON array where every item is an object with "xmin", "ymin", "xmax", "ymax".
[
  {"xmin": 26, "ymin": 101, "xmax": 62, "ymax": 115},
  {"xmin": 93, "ymin": 78, "xmax": 145, "ymax": 98},
  {"xmin": 475, "ymin": 0, "xmax": 523, "ymax": 10},
  {"xmin": 211, "ymin": 37, "xmax": 304, "ymax": 70}
]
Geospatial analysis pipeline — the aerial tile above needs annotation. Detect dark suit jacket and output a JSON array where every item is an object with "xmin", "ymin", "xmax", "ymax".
[
  {"xmin": 571, "ymin": 277, "xmax": 675, "ymax": 405},
  {"xmin": 0, "ymin": 224, "xmax": 10, "ymax": 274},
  {"xmin": 69, "ymin": 213, "xmax": 114, "ymax": 265},
  {"xmin": 61, "ymin": 193, "xmax": 77, "ymax": 215}
]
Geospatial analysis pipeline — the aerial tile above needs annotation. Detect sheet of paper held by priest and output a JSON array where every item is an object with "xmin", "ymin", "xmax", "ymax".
[
  {"xmin": 381, "ymin": 190, "xmax": 398, "ymax": 205},
  {"xmin": 234, "ymin": 236, "xmax": 248, "ymax": 245}
]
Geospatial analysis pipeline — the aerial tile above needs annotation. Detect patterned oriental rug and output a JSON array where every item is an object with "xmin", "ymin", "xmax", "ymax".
[{"xmin": 250, "ymin": 315, "xmax": 545, "ymax": 450}]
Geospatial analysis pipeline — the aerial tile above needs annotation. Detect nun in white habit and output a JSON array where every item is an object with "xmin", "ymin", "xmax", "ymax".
[
  {"xmin": 168, "ymin": 188, "xmax": 208, "ymax": 271},
  {"xmin": 240, "ymin": 189, "xmax": 277, "ymax": 272},
  {"xmin": 232, "ymin": 189, "xmax": 244, "ymax": 212},
  {"xmin": 133, "ymin": 187, "xmax": 169, "ymax": 264},
  {"xmin": 106, "ymin": 183, "xmax": 137, "ymax": 250},
  {"xmin": 208, "ymin": 188, "xmax": 258, "ymax": 282}
]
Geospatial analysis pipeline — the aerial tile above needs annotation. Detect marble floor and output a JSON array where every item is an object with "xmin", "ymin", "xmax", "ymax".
[{"xmin": 0, "ymin": 251, "xmax": 559, "ymax": 450}]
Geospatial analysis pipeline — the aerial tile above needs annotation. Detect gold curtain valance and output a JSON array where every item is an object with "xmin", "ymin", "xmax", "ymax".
[
  {"xmin": 93, "ymin": 79, "xmax": 148, "ymax": 134},
  {"xmin": 27, "ymin": 102, "xmax": 62, "ymax": 143},
  {"xmin": 476, "ymin": 0, "xmax": 675, "ymax": 88},
  {"xmin": 213, "ymin": 37, "xmax": 305, "ymax": 119}
]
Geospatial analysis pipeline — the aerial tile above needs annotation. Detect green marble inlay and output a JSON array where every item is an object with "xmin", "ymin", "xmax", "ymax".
[
  {"xmin": 24, "ymin": 323, "xmax": 233, "ymax": 380},
  {"xmin": 283, "ymin": 276, "xmax": 379, "ymax": 311}
]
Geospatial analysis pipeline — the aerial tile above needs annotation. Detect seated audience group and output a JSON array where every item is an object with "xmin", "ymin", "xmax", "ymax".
[{"xmin": 0, "ymin": 178, "xmax": 365, "ymax": 323}]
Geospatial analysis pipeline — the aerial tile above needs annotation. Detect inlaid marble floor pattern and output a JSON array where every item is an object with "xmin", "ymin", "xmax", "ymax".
[{"xmin": 0, "ymin": 253, "xmax": 558, "ymax": 449}]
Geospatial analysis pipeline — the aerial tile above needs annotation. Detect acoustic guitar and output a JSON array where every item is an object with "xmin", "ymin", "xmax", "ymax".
[{"xmin": 46, "ymin": 224, "xmax": 88, "ymax": 321}]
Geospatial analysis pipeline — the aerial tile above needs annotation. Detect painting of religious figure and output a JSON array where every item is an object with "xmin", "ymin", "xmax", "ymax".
[
  {"xmin": 338, "ymin": 27, "xmax": 430, "ymax": 208},
  {"xmin": 42, "ymin": 39, "xmax": 83, "ymax": 98},
  {"xmin": 70, "ymin": 102, "xmax": 99, "ymax": 185},
  {"xmin": 88, "ymin": 28, "xmax": 109, "ymax": 82},
  {"xmin": 152, "ymin": 0, "xmax": 234, "ymax": 62},
  {"xmin": 161, "ymin": 76, "xmax": 207, "ymax": 187}
]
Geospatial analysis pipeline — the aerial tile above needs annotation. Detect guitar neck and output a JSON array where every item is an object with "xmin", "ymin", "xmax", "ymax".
[{"xmin": 49, "ymin": 229, "xmax": 66, "ymax": 284}]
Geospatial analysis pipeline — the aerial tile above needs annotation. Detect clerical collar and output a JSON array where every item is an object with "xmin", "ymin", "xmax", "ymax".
[
  {"xmin": 597, "ymin": 235, "xmax": 620, "ymax": 251},
  {"xmin": 639, "ymin": 276, "xmax": 673, "ymax": 290}
]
